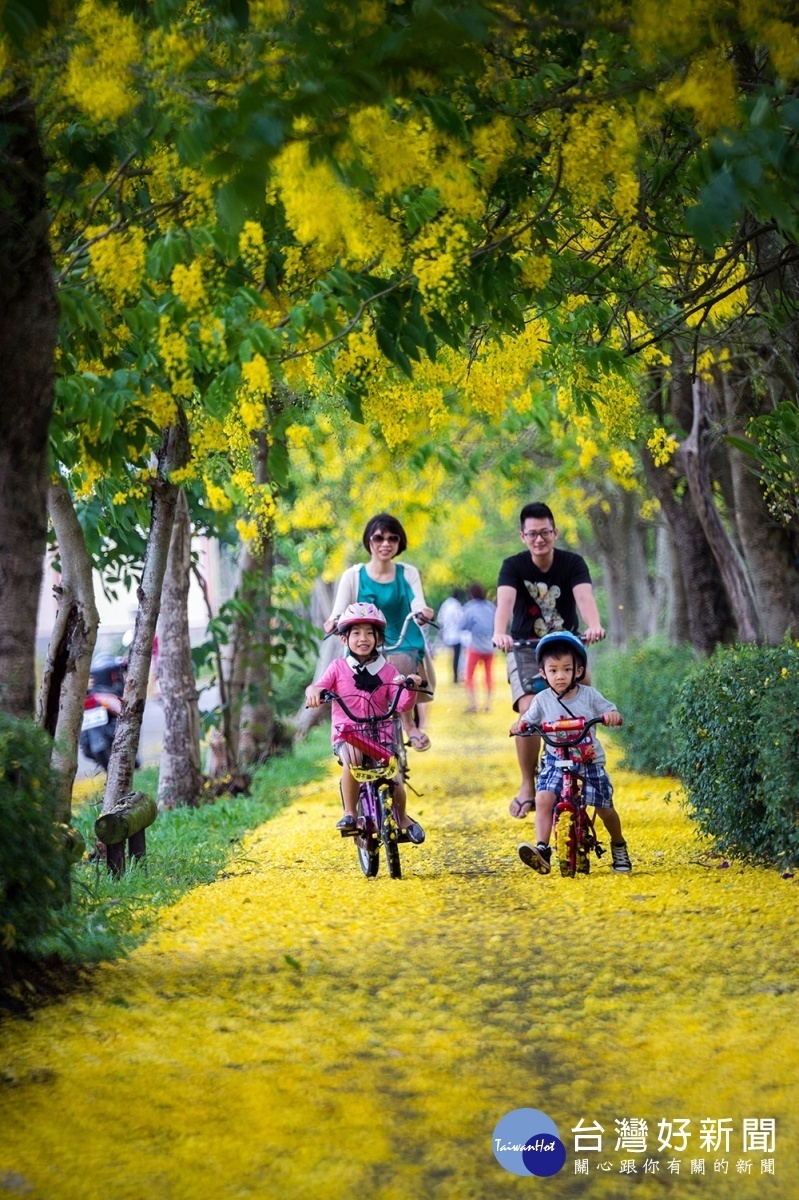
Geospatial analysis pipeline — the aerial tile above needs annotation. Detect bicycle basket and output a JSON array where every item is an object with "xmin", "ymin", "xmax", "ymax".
[{"xmin": 339, "ymin": 719, "xmax": 398, "ymax": 782}]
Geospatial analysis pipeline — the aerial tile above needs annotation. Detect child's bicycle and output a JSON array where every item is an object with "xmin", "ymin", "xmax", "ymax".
[
  {"xmin": 318, "ymin": 680, "xmax": 430, "ymax": 880},
  {"xmin": 512, "ymin": 716, "xmax": 606, "ymax": 877}
]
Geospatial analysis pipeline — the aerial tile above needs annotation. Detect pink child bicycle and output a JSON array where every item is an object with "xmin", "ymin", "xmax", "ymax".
[{"xmin": 320, "ymin": 679, "xmax": 429, "ymax": 880}]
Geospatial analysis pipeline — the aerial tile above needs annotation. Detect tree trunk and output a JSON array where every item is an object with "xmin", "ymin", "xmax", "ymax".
[
  {"xmin": 37, "ymin": 478, "xmax": 100, "ymax": 823},
  {"xmin": 237, "ymin": 530, "xmax": 276, "ymax": 766},
  {"xmin": 642, "ymin": 449, "xmax": 735, "ymax": 652},
  {"xmin": 157, "ymin": 491, "xmax": 202, "ymax": 809},
  {"xmin": 681, "ymin": 378, "xmax": 762, "ymax": 643},
  {"xmin": 295, "ymin": 578, "xmax": 336, "ymax": 738},
  {"xmin": 720, "ymin": 370, "xmax": 799, "ymax": 642},
  {"xmin": 0, "ymin": 91, "xmax": 59, "ymax": 719},
  {"xmin": 653, "ymin": 520, "xmax": 689, "ymax": 645},
  {"xmin": 589, "ymin": 490, "xmax": 654, "ymax": 645},
  {"xmin": 102, "ymin": 422, "xmax": 189, "ymax": 814}
]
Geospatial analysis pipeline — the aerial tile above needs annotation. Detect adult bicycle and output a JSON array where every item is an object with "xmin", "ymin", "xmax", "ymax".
[
  {"xmin": 382, "ymin": 609, "xmax": 437, "ymax": 782},
  {"xmin": 318, "ymin": 679, "xmax": 431, "ymax": 879},
  {"xmin": 512, "ymin": 715, "xmax": 606, "ymax": 877}
]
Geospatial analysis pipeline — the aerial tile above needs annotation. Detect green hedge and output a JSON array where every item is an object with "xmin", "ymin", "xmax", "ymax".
[
  {"xmin": 0, "ymin": 716, "xmax": 68, "ymax": 953},
  {"xmin": 594, "ymin": 642, "xmax": 697, "ymax": 776},
  {"xmin": 672, "ymin": 642, "xmax": 799, "ymax": 865}
]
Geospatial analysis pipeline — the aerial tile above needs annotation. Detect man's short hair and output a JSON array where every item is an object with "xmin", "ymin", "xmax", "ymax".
[{"xmin": 520, "ymin": 502, "xmax": 555, "ymax": 528}]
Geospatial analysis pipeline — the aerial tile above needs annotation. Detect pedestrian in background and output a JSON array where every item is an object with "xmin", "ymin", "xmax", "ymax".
[
  {"xmin": 461, "ymin": 584, "xmax": 496, "ymax": 712},
  {"xmin": 437, "ymin": 588, "xmax": 465, "ymax": 684}
]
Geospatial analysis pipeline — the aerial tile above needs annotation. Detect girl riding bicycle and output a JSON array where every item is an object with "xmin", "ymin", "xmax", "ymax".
[
  {"xmin": 305, "ymin": 603, "xmax": 425, "ymax": 844},
  {"xmin": 510, "ymin": 632, "xmax": 632, "ymax": 874}
]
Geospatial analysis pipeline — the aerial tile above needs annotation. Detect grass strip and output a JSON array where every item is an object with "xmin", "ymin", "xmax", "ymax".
[{"xmin": 29, "ymin": 729, "xmax": 329, "ymax": 967}]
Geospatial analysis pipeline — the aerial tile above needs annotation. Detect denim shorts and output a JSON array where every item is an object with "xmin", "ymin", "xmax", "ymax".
[{"xmin": 537, "ymin": 757, "xmax": 614, "ymax": 808}]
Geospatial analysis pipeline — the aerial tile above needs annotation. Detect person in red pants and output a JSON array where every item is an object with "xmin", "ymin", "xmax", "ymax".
[{"xmin": 460, "ymin": 583, "xmax": 496, "ymax": 712}]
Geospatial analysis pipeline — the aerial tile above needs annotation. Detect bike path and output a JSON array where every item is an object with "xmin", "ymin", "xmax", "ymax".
[{"xmin": 1, "ymin": 682, "xmax": 798, "ymax": 1198}]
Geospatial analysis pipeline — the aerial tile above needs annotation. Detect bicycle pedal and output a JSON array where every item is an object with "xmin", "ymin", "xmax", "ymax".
[{"xmin": 339, "ymin": 827, "xmax": 360, "ymax": 838}]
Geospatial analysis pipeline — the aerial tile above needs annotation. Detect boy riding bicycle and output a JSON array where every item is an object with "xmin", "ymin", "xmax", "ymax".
[
  {"xmin": 510, "ymin": 632, "xmax": 632, "ymax": 874},
  {"xmin": 305, "ymin": 603, "xmax": 425, "ymax": 844}
]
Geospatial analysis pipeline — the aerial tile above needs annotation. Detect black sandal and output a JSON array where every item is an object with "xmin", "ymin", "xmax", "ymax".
[{"xmin": 336, "ymin": 814, "xmax": 358, "ymax": 836}]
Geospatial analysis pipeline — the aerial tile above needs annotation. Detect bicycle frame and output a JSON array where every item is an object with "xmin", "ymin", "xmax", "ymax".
[{"xmin": 514, "ymin": 716, "xmax": 606, "ymax": 877}]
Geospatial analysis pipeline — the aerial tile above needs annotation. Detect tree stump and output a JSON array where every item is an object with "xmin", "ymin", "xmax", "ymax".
[{"xmin": 94, "ymin": 791, "xmax": 157, "ymax": 876}]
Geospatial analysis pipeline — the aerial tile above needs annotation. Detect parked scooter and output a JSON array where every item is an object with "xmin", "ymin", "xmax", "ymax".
[{"xmin": 80, "ymin": 656, "xmax": 126, "ymax": 771}]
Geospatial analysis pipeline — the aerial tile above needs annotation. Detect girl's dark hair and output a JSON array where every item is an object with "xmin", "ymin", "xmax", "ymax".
[
  {"xmin": 468, "ymin": 582, "xmax": 486, "ymax": 601},
  {"xmin": 362, "ymin": 513, "xmax": 407, "ymax": 556}
]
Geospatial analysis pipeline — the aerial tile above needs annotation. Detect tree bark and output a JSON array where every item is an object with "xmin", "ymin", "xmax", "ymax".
[
  {"xmin": 0, "ymin": 91, "xmax": 59, "ymax": 719},
  {"xmin": 295, "ymin": 578, "xmax": 336, "ymax": 738},
  {"xmin": 102, "ymin": 421, "xmax": 189, "ymax": 814},
  {"xmin": 642, "ymin": 448, "xmax": 735, "ymax": 653},
  {"xmin": 681, "ymin": 378, "xmax": 763, "ymax": 643},
  {"xmin": 589, "ymin": 490, "xmax": 654, "ymax": 645},
  {"xmin": 237, "ymin": 530, "xmax": 276, "ymax": 766},
  {"xmin": 157, "ymin": 490, "xmax": 202, "ymax": 809},
  {"xmin": 720, "ymin": 370, "xmax": 799, "ymax": 642},
  {"xmin": 37, "ymin": 478, "xmax": 100, "ymax": 823}
]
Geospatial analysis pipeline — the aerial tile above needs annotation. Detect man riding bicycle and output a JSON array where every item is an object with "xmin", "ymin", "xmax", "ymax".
[{"xmin": 492, "ymin": 502, "xmax": 605, "ymax": 819}]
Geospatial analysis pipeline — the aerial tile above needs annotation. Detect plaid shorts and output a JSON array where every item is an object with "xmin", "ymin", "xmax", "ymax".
[{"xmin": 537, "ymin": 756, "xmax": 614, "ymax": 808}]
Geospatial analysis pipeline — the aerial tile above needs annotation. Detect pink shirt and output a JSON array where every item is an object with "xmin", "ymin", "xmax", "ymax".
[{"xmin": 316, "ymin": 655, "xmax": 417, "ymax": 746}]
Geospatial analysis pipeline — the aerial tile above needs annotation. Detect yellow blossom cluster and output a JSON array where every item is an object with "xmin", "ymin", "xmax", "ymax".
[
  {"xmin": 171, "ymin": 260, "xmax": 209, "ymax": 314},
  {"xmin": 274, "ymin": 141, "xmax": 402, "ymax": 270},
  {"xmin": 157, "ymin": 316, "xmax": 193, "ymax": 398},
  {"xmin": 147, "ymin": 145, "xmax": 216, "ymax": 230},
  {"xmin": 412, "ymin": 217, "xmax": 470, "ymax": 302},
  {"xmin": 87, "ymin": 227, "xmax": 146, "ymax": 307},
  {"xmin": 666, "ymin": 49, "xmax": 739, "ymax": 132},
  {"xmin": 647, "ymin": 425, "xmax": 680, "ymax": 467},
  {"xmin": 248, "ymin": 0, "xmax": 289, "ymax": 27},
  {"xmin": 349, "ymin": 106, "xmax": 437, "ymax": 196},
  {"xmin": 63, "ymin": 0, "xmax": 140, "ymax": 122},
  {"xmin": 239, "ymin": 222, "xmax": 266, "ymax": 279},
  {"xmin": 560, "ymin": 103, "xmax": 640, "ymax": 221},
  {"xmin": 517, "ymin": 253, "xmax": 553, "ymax": 291},
  {"xmin": 144, "ymin": 387, "xmax": 178, "ymax": 430}
]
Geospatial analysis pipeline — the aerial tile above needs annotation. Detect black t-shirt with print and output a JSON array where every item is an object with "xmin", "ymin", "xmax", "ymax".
[{"xmin": 497, "ymin": 548, "xmax": 592, "ymax": 639}]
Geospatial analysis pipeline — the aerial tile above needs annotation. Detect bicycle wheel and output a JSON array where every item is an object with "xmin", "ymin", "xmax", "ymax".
[
  {"xmin": 355, "ymin": 789, "xmax": 380, "ymax": 878},
  {"xmin": 380, "ymin": 787, "xmax": 402, "ymax": 880},
  {"xmin": 555, "ymin": 808, "xmax": 576, "ymax": 878},
  {"xmin": 574, "ymin": 810, "xmax": 591, "ymax": 875},
  {"xmin": 393, "ymin": 715, "xmax": 409, "ymax": 783}
]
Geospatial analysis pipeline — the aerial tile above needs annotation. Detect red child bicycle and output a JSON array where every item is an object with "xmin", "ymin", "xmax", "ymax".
[{"xmin": 513, "ymin": 715, "xmax": 607, "ymax": 877}]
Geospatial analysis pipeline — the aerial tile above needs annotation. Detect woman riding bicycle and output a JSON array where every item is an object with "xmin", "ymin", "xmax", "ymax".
[{"xmin": 324, "ymin": 513, "xmax": 436, "ymax": 751}]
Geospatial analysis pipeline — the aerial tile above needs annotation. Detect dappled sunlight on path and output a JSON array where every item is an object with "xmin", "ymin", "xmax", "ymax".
[{"xmin": 1, "ymin": 681, "xmax": 797, "ymax": 1198}]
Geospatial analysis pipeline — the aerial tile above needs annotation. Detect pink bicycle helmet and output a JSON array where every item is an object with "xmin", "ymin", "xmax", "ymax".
[{"xmin": 337, "ymin": 603, "xmax": 387, "ymax": 635}]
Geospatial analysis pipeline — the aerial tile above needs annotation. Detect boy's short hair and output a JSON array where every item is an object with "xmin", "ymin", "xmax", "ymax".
[
  {"xmin": 468, "ymin": 582, "xmax": 486, "ymax": 600},
  {"xmin": 362, "ymin": 513, "xmax": 407, "ymax": 555},
  {"xmin": 538, "ymin": 640, "xmax": 586, "ymax": 675},
  {"xmin": 519, "ymin": 501, "xmax": 555, "ymax": 528}
]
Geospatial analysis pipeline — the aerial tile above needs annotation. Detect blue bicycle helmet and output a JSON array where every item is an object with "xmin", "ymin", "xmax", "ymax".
[{"xmin": 535, "ymin": 631, "xmax": 588, "ymax": 668}]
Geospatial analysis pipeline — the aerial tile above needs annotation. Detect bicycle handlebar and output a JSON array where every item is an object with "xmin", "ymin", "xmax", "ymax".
[
  {"xmin": 311, "ymin": 679, "xmax": 432, "ymax": 722},
  {"xmin": 511, "ymin": 714, "xmax": 604, "ymax": 748},
  {"xmin": 510, "ymin": 633, "xmax": 587, "ymax": 648}
]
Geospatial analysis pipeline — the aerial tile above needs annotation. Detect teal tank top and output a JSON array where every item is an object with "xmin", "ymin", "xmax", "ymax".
[{"xmin": 357, "ymin": 564, "xmax": 426, "ymax": 660}]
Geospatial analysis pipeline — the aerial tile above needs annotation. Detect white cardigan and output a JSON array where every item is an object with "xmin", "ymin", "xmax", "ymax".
[{"xmin": 329, "ymin": 562, "xmax": 428, "ymax": 621}]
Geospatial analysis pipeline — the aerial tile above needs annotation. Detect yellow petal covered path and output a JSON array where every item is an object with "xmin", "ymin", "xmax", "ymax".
[{"xmin": 1, "ymin": 682, "xmax": 797, "ymax": 1198}]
